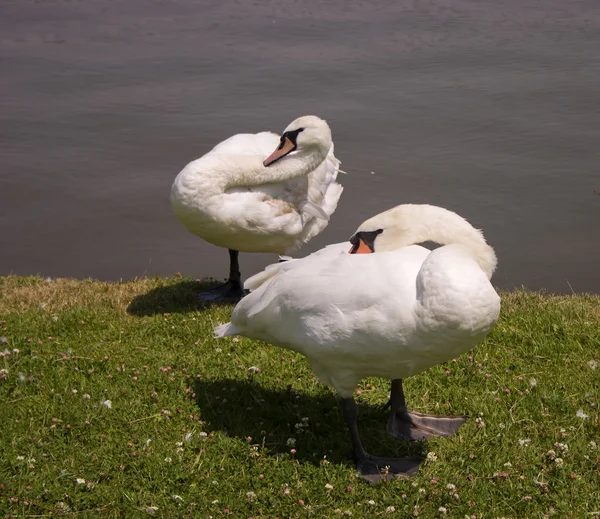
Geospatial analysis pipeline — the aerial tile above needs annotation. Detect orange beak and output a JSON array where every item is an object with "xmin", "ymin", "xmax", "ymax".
[
  {"xmin": 263, "ymin": 136, "xmax": 296, "ymax": 167},
  {"xmin": 348, "ymin": 239, "xmax": 373, "ymax": 254}
]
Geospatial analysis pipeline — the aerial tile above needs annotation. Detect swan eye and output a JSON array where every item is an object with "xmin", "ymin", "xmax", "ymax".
[
  {"xmin": 264, "ymin": 128, "xmax": 305, "ymax": 166},
  {"xmin": 349, "ymin": 229, "xmax": 383, "ymax": 254},
  {"xmin": 280, "ymin": 128, "xmax": 304, "ymax": 148}
]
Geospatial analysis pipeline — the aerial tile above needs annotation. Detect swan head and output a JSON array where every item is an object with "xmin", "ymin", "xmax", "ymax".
[
  {"xmin": 348, "ymin": 205, "xmax": 412, "ymax": 254},
  {"xmin": 263, "ymin": 115, "xmax": 332, "ymax": 167}
]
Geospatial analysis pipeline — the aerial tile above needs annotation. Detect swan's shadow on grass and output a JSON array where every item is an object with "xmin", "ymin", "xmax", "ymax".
[
  {"xmin": 193, "ymin": 378, "xmax": 427, "ymax": 468},
  {"xmin": 127, "ymin": 279, "xmax": 227, "ymax": 316}
]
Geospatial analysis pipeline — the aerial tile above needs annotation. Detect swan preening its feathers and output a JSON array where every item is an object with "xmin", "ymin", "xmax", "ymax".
[
  {"xmin": 171, "ymin": 115, "xmax": 343, "ymax": 302},
  {"xmin": 215, "ymin": 204, "xmax": 500, "ymax": 483}
]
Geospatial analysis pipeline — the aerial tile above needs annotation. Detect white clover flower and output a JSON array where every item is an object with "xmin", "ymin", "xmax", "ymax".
[
  {"xmin": 367, "ymin": 500, "xmax": 375, "ymax": 505},
  {"xmin": 576, "ymin": 409, "xmax": 589, "ymax": 420},
  {"xmin": 504, "ymin": 462, "xmax": 512, "ymax": 468},
  {"xmin": 588, "ymin": 360, "xmax": 597, "ymax": 370},
  {"xmin": 211, "ymin": 499, "xmax": 219, "ymax": 504},
  {"xmin": 82, "ymin": 394, "xmax": 91, "ymax": 400},
  {"xmin": 426, "ymin": 451, "xmax": 438, "ymax": 462},
  {"xmin": 286, "ymin": 438, "xmax": 296, "ymax": 448},
  {"xmin": 185, "ymin": 432, "xmax": 193, "ymax": 442},
  {"xmin": 172, "ymin": 495, "xmax": 184, "ymax": 502},
  {"xmin": 529, "ymin": 378, "xmax": 537, "ymax": 387},
  {"xmin": 199, "ymin": 431, "xmax": 208, "ymax": 438},
  {"xmin": 446, "ymin": 483, "xmax": 456, "ymax": 491},
  {"xmin": 145, "ymin": 506, "xmax": 158, "ymax": 514},
  {"xmin": 519, "ymin": 439, "xmax": 531, "ymax": 446},
  {"xmin": 439, "ymin": 507, "xmax": 447, "ymax": 514},
  {"xmin": 325, "ymin": 483, "xmax": 333, "ymax": 490},
  {"xmin": 386, "ymin": 506, "xmax": 396, "ymax": 513},
  {"xmin": 246, "ymin": 491, "xmax": 256, "ymax": 501},
  {"xmin": 101, "ymin": 399, "xmax": 112, "ymax": 409},
  {"xmin": 164, "ymin": 457, "xmax": 172, "ymax": 463},
  {"xmin": 418, "ymin": 488, "xmax": 426, "ymax": 495},
  {"xmin": 15, "ymin": 456, "xmax": 25, "ymax": 461},
  {"xmin": 554, "ymin": 458, "xmax": 564, "ymax": 468},
  {"xmin": 590, "ymin": 441, "xmax": 597, "ymax": 450},
  {"xmin": 175, "ymin": 442, "xmax": 183, "ymax": 447}
]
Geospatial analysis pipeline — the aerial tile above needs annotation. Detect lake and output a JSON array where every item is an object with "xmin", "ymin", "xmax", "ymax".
[{"xmin": 1, "ymin": 0, "xmax": 599, "ymax": 293}]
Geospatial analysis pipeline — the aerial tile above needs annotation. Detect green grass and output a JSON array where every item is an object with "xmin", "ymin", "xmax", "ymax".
[{"xmin": 0, "ymin": 275, "xmax": 599, "ymax": 518}]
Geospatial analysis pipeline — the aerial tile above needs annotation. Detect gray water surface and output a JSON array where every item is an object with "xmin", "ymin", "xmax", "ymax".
[{"xmin": 1, "ymin": 0, "xmax": 599, "ymax": 293}]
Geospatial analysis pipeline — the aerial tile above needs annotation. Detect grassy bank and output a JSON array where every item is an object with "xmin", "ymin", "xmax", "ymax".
[{"xmin": 0, "ymin": 275, "xmax": 599, "ymax": 518}]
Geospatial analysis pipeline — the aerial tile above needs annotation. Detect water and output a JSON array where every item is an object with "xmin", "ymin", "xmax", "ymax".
[{"xmin": 1, "ymin": 0, "xmax": 599, "ymax": 293}]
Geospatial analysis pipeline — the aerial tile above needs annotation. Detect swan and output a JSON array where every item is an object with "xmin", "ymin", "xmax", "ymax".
[
  {"xmin": 171, "ymin": 115, "xmax": 343, "ymax": 303},
  {"xmin": 214, "ymin": 204, "xmax": 501, "ymax": 483}
]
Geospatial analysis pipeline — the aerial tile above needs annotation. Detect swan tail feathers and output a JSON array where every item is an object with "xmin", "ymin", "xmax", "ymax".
[
  {"xmin": 244, "ymin": 261, "xmax": 292, "ymax": 291},
  {"xmin": 214, "ymin": 322, "xmax": 238, "ymax": 338}
]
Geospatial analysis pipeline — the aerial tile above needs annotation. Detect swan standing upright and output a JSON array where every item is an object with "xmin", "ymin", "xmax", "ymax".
[
  {"xmin": 171, "ymin": 115, "xmax": 343, "ymax": 302},
  {"xmin": 215, "ymin": 204, "xmax": 501, "ymax": 483}
]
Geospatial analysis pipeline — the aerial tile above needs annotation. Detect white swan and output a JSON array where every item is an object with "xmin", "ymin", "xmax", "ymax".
[
  {"xmin": 215, "ymin": 204, "xmax": 501, "ymax": 482},
  {"xmin": 171, "ymin": 115, "xmax": 343, "ymax": 302}
]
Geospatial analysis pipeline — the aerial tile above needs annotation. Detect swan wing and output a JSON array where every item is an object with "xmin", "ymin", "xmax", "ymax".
[
  {"xmin": 228, "ymin": 247, "xmax": 430, "ymax": 338},
  {"xmin": 216, "ymin": 249, "xmax": 430, "ymax": 373}
]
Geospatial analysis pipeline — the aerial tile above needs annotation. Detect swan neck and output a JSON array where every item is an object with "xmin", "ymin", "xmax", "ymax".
[
  {"xmin": 376, "ymin": 206, "xmax": 498, "ymax": 279},
  {"xmin": 225, "ymin": 146, "xmax": 328, "ymax": 189}
]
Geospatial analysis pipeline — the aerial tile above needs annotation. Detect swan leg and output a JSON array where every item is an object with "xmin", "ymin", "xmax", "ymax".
[
  {"xmin": 197, "ymin": 250, "xmax": 247, "ymax": 304},
  {"xmin": 341, "ymin": 397, "xmax": 421, "ymax": 484},
  {"xmin": 386, "ymin": 379, "xmax": 468, "ymax": 441}
]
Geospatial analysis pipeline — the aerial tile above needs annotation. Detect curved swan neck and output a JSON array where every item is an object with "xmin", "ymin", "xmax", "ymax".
[
  {"xmin": 363, "ymin": 204, "xmax": 498, "ymax": 279},
  {"xmin": 224, "ymin": 145, "xmax": 330, "ymax": 189}
]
